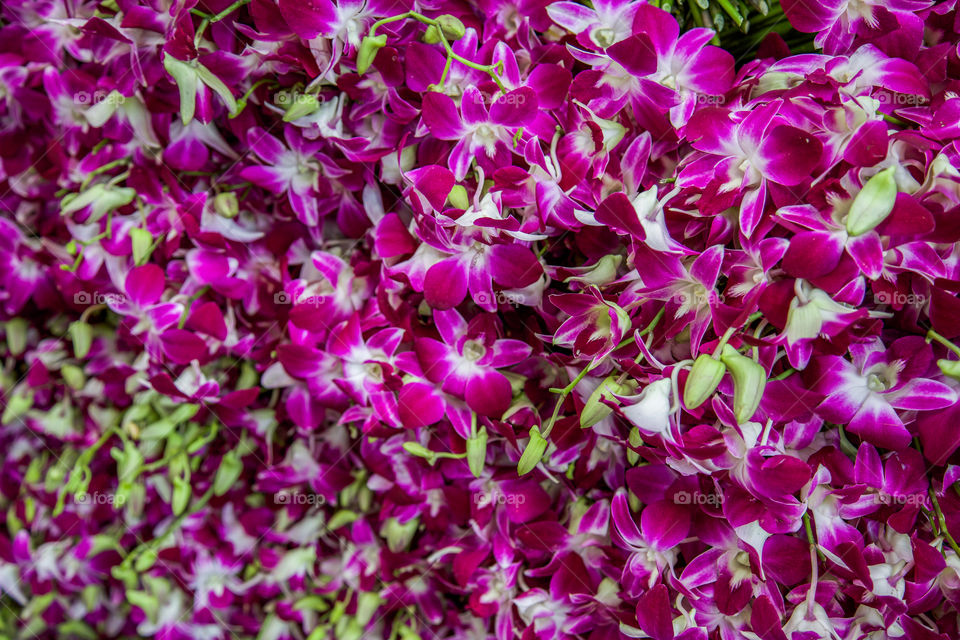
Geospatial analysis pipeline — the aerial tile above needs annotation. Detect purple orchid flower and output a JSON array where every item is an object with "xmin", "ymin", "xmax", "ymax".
[
  {"xmin": 681, "ymin": 101, "xmax": 824, "ymax": 237},
  {"xmin": 812, "ymin": 336, "xmax": 957, "ymax": 449},
  {"xmin": 240, "ymin": 125, "xmax": 337, "ymax": 227},
  {"xmin": 421, "ymin": 86, "xmax": 539, "ymax": 181},
  {"xmin": 415, "ymin": 307, "xmax": 530, "ymax": 417}
]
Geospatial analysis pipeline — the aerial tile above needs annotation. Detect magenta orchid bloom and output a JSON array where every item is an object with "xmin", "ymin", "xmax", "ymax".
[
  {"xmin": 782, "ymin": 0, "xmax": 933, "ymax": 55},
  {"xmin": 681, "ymin": 101, "xmax": 824, "ymax": 237},
  {"xmin": 812, "ymin": 336, "xmax": 957, "ymax": 449},
  {"xmin": 9, "ymin": 0, "xmax": 960, "ymax": 638},
  {"xmin": 415, "ymin": 307, "xmax": 530, "ymax": 417},
  {"xmin": 240, "ymin": 125, "xmax": 335, "ymax": 227},
  {"xmin": 421, "ymin": 86, "xmax": 538, "ymax": 181}
]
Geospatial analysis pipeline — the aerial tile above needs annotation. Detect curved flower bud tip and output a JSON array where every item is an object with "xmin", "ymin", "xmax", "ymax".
[
  {"xmin": 846, "ymin": 166, "xmax": 898, "ymax": 236},
  {"xmin": 720, "ymin": 344, "xmax": 767, "ymax": 424},
  {"xmin": 683, "ymin": 353, "xmax": 726, "ymax": 410}
]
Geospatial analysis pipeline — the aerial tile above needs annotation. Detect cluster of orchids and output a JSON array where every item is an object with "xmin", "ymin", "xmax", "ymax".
[{"xmin": 1, "ymin": 0, "xmax": 960, "ymax": 638}]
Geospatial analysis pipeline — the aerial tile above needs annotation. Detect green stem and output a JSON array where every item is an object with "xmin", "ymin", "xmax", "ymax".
[
  {"xmin": 177, "ymin": 286, "xmax": 211, "ymax": 329},
  {"xmin": 928, "ymin": 485, "xmax": 960, "ymax": 556},
  {"xmin": 927, "ymin": 329, "xmax": 960, "ymax": 359},
  {"xmin": 124, "ymin": 486, "xmax": 216, "ymax": 566},
  {"xmin": 81, "ymin": 159, "xmax": 129, "ymax": 189},
  {"xmin": 715, "ymin": 0, "xmax": 744, "ymax": 27},
  {"xmin": 194, "ymin": 0, "xmax": 251, "ymax": 47},
  {"xmin": 438, "ymin": 55, "xmax": 453, "ymax": 91},
  {"xmin": 231, "ymin": 78, "xmax": 273, "ymax": 117},
  {"xmin": 803, "ymin": 511, "xmax": 827, "ymax": 561},
  {"xmin": 837, "ymin": 423, "xmax": 858, "ymax": 458}
]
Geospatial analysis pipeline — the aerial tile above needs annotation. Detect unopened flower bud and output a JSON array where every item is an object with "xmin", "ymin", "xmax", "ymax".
[
  {"xmin": 129, "ymin": 227, "xmax": 153, "ymax": 266},
  {"xmin": 448, "ymin": 184, "xmax": 470, "ymax": 209},
  {"xmin": 581, "ymin": 375, "xmax": 636, "ymax": 429},
  {"xmin": 627, "ymin": 427, "xmax": 643, "ymax": 465},
  {"xmin": 564, "ymin": 255, "xmax": 623, "ymax": 286},
  {"xmin": 171, "ymin": 475, "xmax": 191, "ymax": 515},
  {"xmin": 402, "ymin": 441, "xmax": 437, "ymax": 463},
  {"xmin": 213, "ymin": 191, "xmax": 239, "ymax": 218},
  {"xmin": 436, "ymin": 15, "xmax": 466, "ymax": 40},
  {"xmin": 466, "ymin": 427, "xmax": 487, "ymax": 478},
  {"xmin": 422, "ymin": 24, "xmax": 442, "ymax": 44},
  {"xmin": 357, "ymin": 35, "xmax": 387, "ymax": 75},
  {"xmin": 381, "ymin": 516, "xmax": 419, "ymax": 552},
  {"xmin": 683, "ymin": 354, "xmax": 726, "ymax": 410},
  {"xmin": 518, "ymin": 426, "xmax": 547, "ymax": 475},
  {"xmin": 126, "ymin": 589, "xmax": 160, "ymax": 623},
  {"xmin": 214, "ymin": 450, "xmax": 243, "ymax": 496},
  {"xmin": 938, "ymin": 359, "xmax": 960, "ymax": 381},
  {"xmin": 282, "ymin": 92, "xmax": 320, "ymax": 122},
  {"xmin": 355, "ymin": 592, "xmax": 382, "ymax": 626},
  {"xmin": 61, "ymin": 364, "xmax": 85, "ymax": 390},
  {"xmin": 719, "ymin": 344, "xmax": 767, "ymax": 424},
  {"xmin": 846, "ymin": 166, "xmax": 897, "ymax": 236},
  {"xmin": 6, "ymin": 318, "xmax": 28, "ymax": 356},
  {"xmin": 0, "ymin": 391, "xmax": 33, "ymax": 424}
]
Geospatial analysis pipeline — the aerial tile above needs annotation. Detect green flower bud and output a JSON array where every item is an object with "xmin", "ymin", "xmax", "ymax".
[
  {"xmin": 282, "ymin": 92, "xmax": 321, "ymax": 122},
  {"xmin": 938, "ymin": 358, "xmax": 960, "ymax": 381},
  {"xmin": 517, "ymin": 426, "xmax": 548, "ymax": 475},
  {"xmin": 134, "ymin": 547, "xmax": 158, "ymax": 572},
  {"xmin": 563, "ymin": 254, "xmax": 623, "ymax": 286},
  {"xmin": 381, "ymin": 516, "xmax": 419, "ymax": 552},
  {"xmin": 61, "ymin": 364, "xmax": 86, "ymax": 390},
  {"xmin": 355, "ymin": 592, "xmax": 381, "ymax": 626},
  {"xmin": 580, "ymin": 375, "xmax": 636, "ymax": 429},
  {"xmin": 61, "ymin": 184, "xmax": 136, "ymax": 222},
  {"xmin": 466, "ymin": 427, "xmax": 487, "ymax": 478},
  {"xmin": 129, "ymin": 227, "xmax": 153, "ymax": 266},
  {"xmin": 163, "ymin": 53, "xmax": 199, "ymax": 124},
  {"xmin": 171, "ymin": 476, "xmax": 191, "ymax": 515},
  {"xmin": 448, "ymin": 184, "xmax": 470, "ymax": 209},
  {"xmin": 68, "ymin": 321, "xmax": 92, "ymax": 360},
  {"xmin": 214, "ymin": 191, "xmax": 239, "ymax": 218},
  {"xmin": 627, "ymin": 427, "xmax": 642, "ymax": 466},
  {"xmin": 719, "ymin": 344, "xmax": 767, "ymax": 424},
  {"xmin": 327, "ymin": 509, "xmax": 360, "ymax": 530},
  {"xmin": 357, "ymin": 34, "xmax": 387, "ymax": 75},
  {"xmin": 0, "ymin": 391, "xmax": 33, "ymax": 424},
  {"xmin": 846, "ymin": 166, "xmax": 897, "ymax": 236},
  {"xmin": 422, "ymin": 24, "xmax": 442, "ymax": 44},
  {"xmin": 6, "ymin": 318, "xmax": 28, "ymax": 356},
  {"xmin": 436, "ymin": 15, "xmax": 466, "ymax": 40},
  {"xmin": 214, "ymin": 450, "xmax": 243, "ymax": 496},
  {"xmin": 402, "ymin": 441, "xmax": 437, "ymax": 464},
  {"xmin": 111, "ymin": 565, "xmax": 138, "ymax": 589},
  {"xmin": 683, "ymin": 354, "xmax": 727, "ymax": 410},
  {"xmin": 126, "ymin": 590, "xmax": 159, "ymax": 623}
]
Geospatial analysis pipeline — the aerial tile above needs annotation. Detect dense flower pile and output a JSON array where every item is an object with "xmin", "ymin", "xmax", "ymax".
[{"xmin": 2, "ymin": 0, "xmax": 960, "ymax": 637}]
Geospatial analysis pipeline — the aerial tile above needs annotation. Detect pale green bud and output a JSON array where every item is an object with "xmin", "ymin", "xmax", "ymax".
[
  {"xmin": 683, "ymin": 354, "xmax": 726, "ymax": 410},
  {"xmin": 357, "ymin": 35, "xmax": 387, "ymax": 75},
  {"xmin": 846, "ymin": 166, "xmax": 897, "ymax": 236},
  {"xmin": 517, "ymin": 426, "xmax": 547, "ymax": 475},
  {"xmin": 436, "ymin": 15, "xmax": 466, "ymax": 40},
  {"xmin": 719, "ymin": 344, "xmax": 767, "ymax": 424},
  {"xmin": 466, "ymin": 427, "xmax": 487, "ymax": 478}
]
